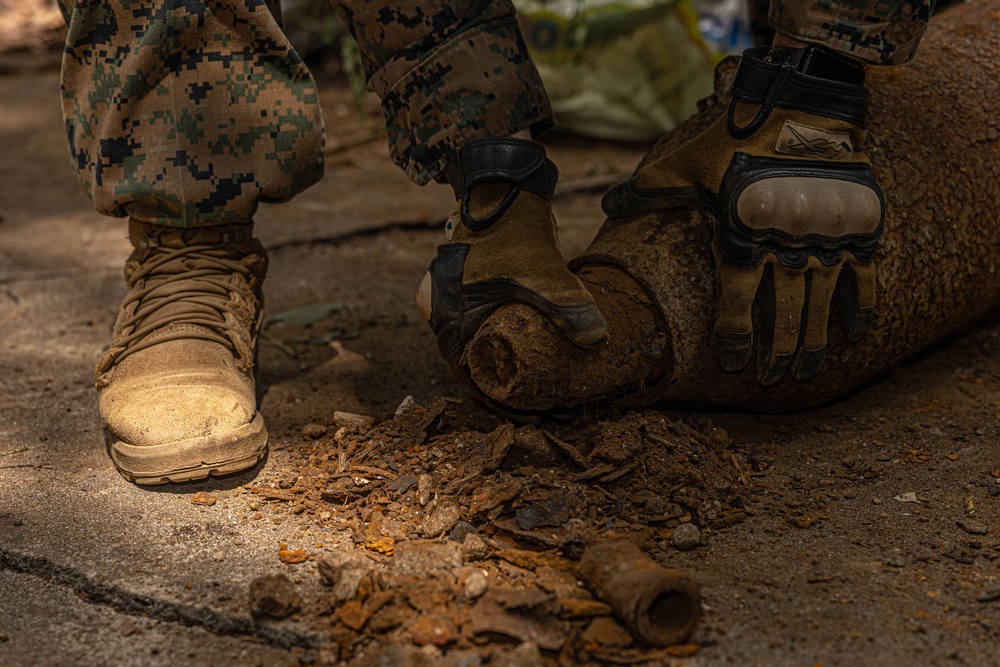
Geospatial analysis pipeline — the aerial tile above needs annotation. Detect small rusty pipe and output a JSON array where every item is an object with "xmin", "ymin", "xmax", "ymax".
[{"xmin": 578, "ymin": 538, "xmax": 702, "ymax": 647}]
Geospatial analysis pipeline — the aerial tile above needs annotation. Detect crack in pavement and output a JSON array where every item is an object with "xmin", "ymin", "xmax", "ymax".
[
  {"xmin": 0, "ymin": 269, "xmax": 106, "ymax": 286},
  {"xmin": 266, "ymin": 219, "xmax": 445, "ymax": 253},
  {"xmin": 0, "ymin": 548, "xmax": 324, "ymax": 651}
]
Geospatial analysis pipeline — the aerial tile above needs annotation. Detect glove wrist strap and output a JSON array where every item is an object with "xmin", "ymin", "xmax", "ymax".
[
  {"xmin": 765, "ymin": 46, "xmax": 865, "ymax": 85},
  {"xmin": 729, "ymin": 46, "xmax": 868, "ymax": 139},
  {"xmin": 443, "ymin": 138, "xmax": 559, "ymax": 231}
]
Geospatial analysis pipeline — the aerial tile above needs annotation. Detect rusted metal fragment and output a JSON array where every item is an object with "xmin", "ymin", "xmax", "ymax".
[
  {"xmin": 463, "ymin": 0, "xmax": 1000, "ymax": 411},
  {"xmin": 464, "ymin": 265, "xmax": 670, "ymax": 408},
  {"xmin": 578, "ymin": 538, "xmax": 702, "ymax": 647}
]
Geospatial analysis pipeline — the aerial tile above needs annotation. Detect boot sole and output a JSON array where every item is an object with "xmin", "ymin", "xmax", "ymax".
[{"xmin": 106, "ymin": 414, "xmax": 268, "ymax": 485}]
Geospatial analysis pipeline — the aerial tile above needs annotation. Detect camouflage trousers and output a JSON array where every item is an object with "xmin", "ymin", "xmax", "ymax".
[
  {"xmin": 59, "ymin": 0, "xmax": 931, "ymax": 228},
  {"xmin": 762, "ymin": 0, "xmax": 935, "ymax": 64},
  {"xmin": 58, "ymin": 0, "xmax": 552, "ymax": 226}
]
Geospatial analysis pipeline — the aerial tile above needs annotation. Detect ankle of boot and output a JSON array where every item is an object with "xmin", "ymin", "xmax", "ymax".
[
  {"xmin": 127, "ymin": 218, "xmax": 257, "ymax": 251},
  {"xmin": 765, "ymin": 46, "xmax": 866, "ymax": 86}
]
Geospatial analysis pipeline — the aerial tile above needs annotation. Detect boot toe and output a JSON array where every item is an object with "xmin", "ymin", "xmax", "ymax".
[
  {"xmin": 101, "ymin": 382, "xmax": 257, "ymax": 447},
  {"xmin": 98, "ymin": 348, "xmax": 265, "ymax": 484}
]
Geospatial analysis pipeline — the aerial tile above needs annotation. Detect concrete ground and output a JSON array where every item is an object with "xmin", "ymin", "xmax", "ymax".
[
  {"xmin": 0, "ymin": 51, "xmax": 640, "ymax": 666},
  {"xmin": 3, "ymin": 42, "xmax": 1000, "ymax": 667},
  {"xmin": 0, "ymin": 50, "xmax": 443, "ymax": 666}
]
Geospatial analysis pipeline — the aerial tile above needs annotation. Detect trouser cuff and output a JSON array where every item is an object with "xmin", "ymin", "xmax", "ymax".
[
  {"xmin": 768, "ymin": 0, "xmax": 932, "ymax": 65},
  {"xmin": 370, "ymin": 15, "xmax": 554, "ymax": 185}
]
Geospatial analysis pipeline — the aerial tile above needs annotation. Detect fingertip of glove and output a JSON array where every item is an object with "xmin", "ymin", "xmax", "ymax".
[
  {"xmin": 757, "ymin": 353, "xmax": 794, "ymax": 386},
  {"xmin": 563, "ymin": 307, "xmax": 610, "ymax": 349},
  {"xmin": 792, "ymin": 348, "xmax": 826, "ymax": 382},
  {"xmin": 714, "ymin": 331, "xmax": 753, "ymax": 372},
  {"xmin": 842, "ymin": 307, "xmax": 875, "ymax": 342}
]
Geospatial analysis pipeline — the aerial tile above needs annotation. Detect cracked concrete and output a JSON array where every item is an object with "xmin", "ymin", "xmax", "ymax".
[
  {"xmin": 0, "ymin": 51, "xmax": 640, "ymax": 665},
  {"xmin": 0, "ymin": 52, "xmax": 456, "ymax": 666},
  {"xmin": 4, "ymin": 23, "xmax": 1000, "ymax": 667},
  {"xmin": 0, "ymin": 569, "xmax": 297, "ymax": 667}
]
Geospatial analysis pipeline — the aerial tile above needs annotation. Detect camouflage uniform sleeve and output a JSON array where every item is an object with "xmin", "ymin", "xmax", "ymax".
[
  {"xmin": 58, "ymin": 0, "xmax": 325, "ymax": 227},
  {"xmin": 328, "ymin": 0, "xmax": 555, "ymax": 185},
  {"xmin": 768, "ymin": 0, "xmax": 935, "ymax": 65}
]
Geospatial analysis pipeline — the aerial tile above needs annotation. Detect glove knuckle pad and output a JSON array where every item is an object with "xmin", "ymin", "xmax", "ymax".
[
  {"xmin": 718, "ymin": 154, "xmax": 884, "ymax": 269},
  {"xmin": 736, "ymin": 176, "xmax": 881, "ymax": 237}
]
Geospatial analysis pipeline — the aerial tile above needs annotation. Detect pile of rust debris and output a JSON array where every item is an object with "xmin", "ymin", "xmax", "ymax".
[{"xmin": 248, "ymin": 399, "xmax": 760, "ymax": 665}]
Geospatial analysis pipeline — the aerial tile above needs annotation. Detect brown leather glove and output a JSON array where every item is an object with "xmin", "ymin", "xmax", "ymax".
[
  {"xmin": 417, "ymin": 138, "xmax": 608, "ymax": 360},
  {"xmin": 603, "ymin": 46, "xmax": 883, "ymax": 385}
]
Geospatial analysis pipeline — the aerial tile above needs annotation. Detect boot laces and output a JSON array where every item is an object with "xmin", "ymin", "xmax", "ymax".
[{"xmin": 98, "ymin": 242, "xmax": 259, "ymax": 377}]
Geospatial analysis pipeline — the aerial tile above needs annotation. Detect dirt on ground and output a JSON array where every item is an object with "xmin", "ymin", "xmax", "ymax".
[
  {"xmin": 233, "ymin": 63, "xmax": 1000, "ymax": 667},
  {"xmin": 3, "ymin": 20, "xmax": 1000, "ymax": 667},
  {"xmin": 244, "ymin": 309, "xmax": 1000, "ymax": 667}
]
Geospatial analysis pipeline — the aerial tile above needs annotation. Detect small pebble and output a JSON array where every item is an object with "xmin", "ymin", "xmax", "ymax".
[
  {"xmin": 317, "ymin": 550, "xmax": 371, "ymax": 602},
  {"xmin": 462, "ymin": 533, "xmax": 491, "ymax": 562},
  {"xmin": 278, "ymin": 471, "xmax": 298, "ymax": 490},
  {"xmin": 417, "ymin": 474, "xmax": 434, "ymax": 506},
  {"xmin": 118, "ymin": 619, "xmax": 142, "ymax": 637},
  {"xmin": 248, "ymin": 574, "xmax": 301, "ymax": 619},
  {"xmin": 393, "ymin": 540, "xmax": 463, "ymax": 577},
  {"xmin": 191, "ymin": 492, "xmax": 216, "ymax": 506},
  {"xmin": 409, "ymin": 613, "xmax": 458, "ymax": 647},
  {"xmin": 977, "ymin": 588, "xmax": 1000, "ymax": 603},
  {"xmin": 448, "ymin": 521, "xmax": 476, "ymax": 543},
  {"xmin": 671, "ymin": 522, "xmax": 701, "ymax": 551},
  {"xmin": 464, "ymin": 571, "xmax": 488, "ymax": 599},
  {"xmin": 301, "ymin": 423, "xmax": 327, "ymax": 439},
  {"xmin": 421, "ymin": 503, "xmax": 462, "ymax": 537},
  {"xmin": 333, "ymin": 411, "xmax": 375, "ymax": 431},
  {"xmin": 395, "ymin": 395, "xmax": 415, "ymax": 417},
  {"xmin": 957, "ymin": 519, "xmax": 989, "ymax": 535},
  {"xmin": 493, "ymin": 642, "xmax": 544, "ymax": 667}
]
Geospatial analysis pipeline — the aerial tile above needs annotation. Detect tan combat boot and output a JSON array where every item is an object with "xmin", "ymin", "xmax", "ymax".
[{"xmin": 96, "ymin": 220, "xmax": 269, "ymax": 484}]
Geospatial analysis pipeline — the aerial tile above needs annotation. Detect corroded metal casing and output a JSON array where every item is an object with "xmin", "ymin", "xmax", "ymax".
[{"xmin": 464, "ymin": 1, "xmax": 1000, "ymax": 411}]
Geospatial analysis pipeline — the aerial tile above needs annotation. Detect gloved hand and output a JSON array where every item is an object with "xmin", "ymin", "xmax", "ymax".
[
  {"xmin": 602, "ymin": 45, "xmax": 883, "ymax": 385},
  {"xmin": 417, "ymin": 138, "xmax": 608, "ymax": 360}
]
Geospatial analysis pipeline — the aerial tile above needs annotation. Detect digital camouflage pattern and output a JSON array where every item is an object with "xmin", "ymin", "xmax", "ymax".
[
  {"xmin": 58, "ymin": 0, "xmax": 552, "ymax": 226},
  {"xmin": 327, "ymin": 0, "xmax": 553, "ymax": 184},
  {"xmin": 58, "ymin": 0, "xmax": 929, "ymax": 227},
  {"xmin": 769, "ymin": 0, "xmax": 935, "ymax": 64},
  {"xmin": 58, "ymin": 0, "xmax": 326, "ymax": 227}
]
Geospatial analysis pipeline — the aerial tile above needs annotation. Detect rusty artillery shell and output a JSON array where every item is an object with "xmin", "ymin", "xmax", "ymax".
[
  {"xmin": 578, "ymin": 538, "xmax": 702, "ymax": 647},
  {"xmin": 462, "ymin": 1, "xmax": 1000, "ymax": 412}
]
